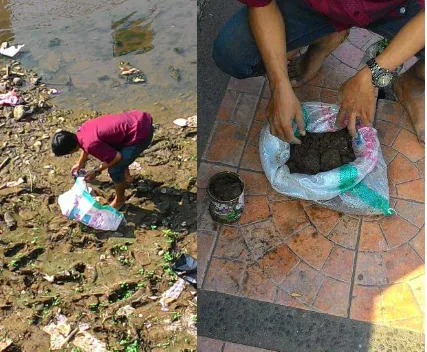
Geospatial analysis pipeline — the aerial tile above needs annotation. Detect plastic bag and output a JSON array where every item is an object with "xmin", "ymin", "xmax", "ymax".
[
  {"xmin": 58, "ymin": 177, "xmax": 124, "ymax": 231},
  {"xmin": 259, "ymin": 102, "xmax": 394, "ymax": 216}
]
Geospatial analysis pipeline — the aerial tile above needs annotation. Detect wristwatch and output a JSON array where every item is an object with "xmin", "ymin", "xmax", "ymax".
[
  {"xmin": 366, "ymin": 58, "xmax": 396, "ymax": 88},
  {"xmin": 93, "ymin": 167, "xmax": 101, "ymax": 176}
]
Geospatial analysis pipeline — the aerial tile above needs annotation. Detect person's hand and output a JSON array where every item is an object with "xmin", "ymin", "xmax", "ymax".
[
  {"xmin": 84, "ymin": 170, "xmax": 96, "ymax": 182},
  {"xmin": 336, "ymin": 68, "xmax": 376, "ymax": 136},
  {"xmin": 267, "ymin": 81, "xmax": 305, "ymax": 144},
  {"xmin": 71, "ymin": 163, "xmax": 82, "ymax": 176}
]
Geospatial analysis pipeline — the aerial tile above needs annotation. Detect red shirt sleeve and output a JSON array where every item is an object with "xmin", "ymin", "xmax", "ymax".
[
  {"xmin": 86, "ymin": 140, "xmax": 118, "ymax": 164},
  {"xmin": 237, "ymin": 0, "xmax": 272, "ymax": 6}
]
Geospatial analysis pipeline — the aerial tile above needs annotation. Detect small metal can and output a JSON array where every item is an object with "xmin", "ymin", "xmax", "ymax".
[{"xmin": 207, "ymin": 171, "xmax": 245, "ymax": 224}]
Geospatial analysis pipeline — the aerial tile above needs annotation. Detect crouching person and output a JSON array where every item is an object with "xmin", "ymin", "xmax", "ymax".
[{"xmin": 51, "ymin": 110, "xmax": 154, "ymax": 209}]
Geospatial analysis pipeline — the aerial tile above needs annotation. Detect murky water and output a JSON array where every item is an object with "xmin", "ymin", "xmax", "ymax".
[{"xmin": 0, "ymin": 0, "xmax": 196, "ymax": 123}]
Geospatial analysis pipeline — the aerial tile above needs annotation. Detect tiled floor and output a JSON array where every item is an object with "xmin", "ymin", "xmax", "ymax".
[
  {"xmin": 198, "ymin": 28, "xmax": 424, "ymax": 336},
  {"xmin": 198, "ymin": 337, "xmax": 275, "ymax": 352}
]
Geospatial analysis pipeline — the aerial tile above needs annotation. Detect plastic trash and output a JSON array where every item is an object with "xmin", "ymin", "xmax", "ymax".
[
  {"xmin": 0, "ymin": 92, "xmax": 19, "ymax": 106},
  {"xmin": 171, "ymin": 254, "xmax": 197, "ymax": 285},
  {"xmin": 259, "ymin": 102, "xmax": 393, "ymax": 216},
  {"xmin": 0, "ymin": 44, "xmax": 25, "ymax": 57},
  {"xmin": 159, "ymin": 278, "xmax": 186, "ymax": 311},
  {"xmin": 58, "ymin": 177, "xmax": 124, "ymax": 231}
]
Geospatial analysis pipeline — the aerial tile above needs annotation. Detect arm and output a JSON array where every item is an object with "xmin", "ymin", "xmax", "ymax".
[
  {"xmin": 337, "ymin": 10, "xmax": 425, "ymax": 134},
  {"xmin": 84, "ymin": 152, "xmax": 122, "ymax": 182},
  {"xmin": 248, "ymin": 0, "xmax": 305, "ymax": 143},
  {"xmin": 71, "ymin": 150, "xmax": 89, "ymax": 175}
]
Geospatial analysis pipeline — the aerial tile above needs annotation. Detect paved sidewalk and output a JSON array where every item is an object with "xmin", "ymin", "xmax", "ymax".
[{"xmin": 198, "ymin": 29, "xmax": 424, "ymax": 350}]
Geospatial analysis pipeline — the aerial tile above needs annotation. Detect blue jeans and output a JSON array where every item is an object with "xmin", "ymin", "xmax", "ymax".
[
  {"xmin": 108, "ymin": 125, "xmax": 154, "ymax": 184},
  {"xmin": 213, "ymin": 0, "xmax": 424, "ymax": 79}
]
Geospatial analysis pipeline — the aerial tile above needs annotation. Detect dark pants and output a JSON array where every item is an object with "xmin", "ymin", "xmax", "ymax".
[
  {"xmin": 108, "ymin": 125, "xmax": 154, "ymax": 184},
  {"xmin": 213, "ymin": 0, "xmax": 424, "ymax": 79}
]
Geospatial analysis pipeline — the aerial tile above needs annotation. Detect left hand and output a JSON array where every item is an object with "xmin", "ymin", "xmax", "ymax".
[
  {"xmin": 336, "ymin": 68, "xmax": 376, "ymax": 137},
  {"xmin": 84, "ymin": 170, "xmax": 96, "ymax": 182}
]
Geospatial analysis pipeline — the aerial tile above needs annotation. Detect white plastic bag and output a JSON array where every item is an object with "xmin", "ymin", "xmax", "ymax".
[
  {"xmin": 259, "ymin": 102, "xmax": 394, "ymax": 216},
  {"xmin": 58, "ymin": 177, "xmax": 124, "ymax": 231}
]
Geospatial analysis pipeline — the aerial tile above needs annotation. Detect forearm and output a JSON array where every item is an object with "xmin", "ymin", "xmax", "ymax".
[
  {"xmin": 377, "ymin": 10, "xmax": 424, "ymax": 70},
  {"xmin": 248, "ymin": 0, "xmax": 290, "ymax": 87},
  {"xmin": 78, "ymin": 151, "xmax": 88, "ymax": 166},
  {"xmin": 96, "ymin": 153, "xmax": 122, "ymax": 173}
]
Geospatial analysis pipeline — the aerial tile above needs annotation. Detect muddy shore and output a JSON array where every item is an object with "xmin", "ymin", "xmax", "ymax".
[{"xmin": 0, "ymin": 58, "xmax": 197, "ymax": 351}]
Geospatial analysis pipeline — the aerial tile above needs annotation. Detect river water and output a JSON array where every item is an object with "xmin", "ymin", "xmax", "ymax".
[{"xmin": 0, "ymin": 0, "xmax": 196, "ymax": 123}]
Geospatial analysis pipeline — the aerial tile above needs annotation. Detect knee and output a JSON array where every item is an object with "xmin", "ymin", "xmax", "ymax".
[
  {"xmin": 212, "ymin": 30, "xmax": 254, "ymax": 79},
  {"xmin": 108, "ymin": 165, "xmax": 125, "ymax": 184}
]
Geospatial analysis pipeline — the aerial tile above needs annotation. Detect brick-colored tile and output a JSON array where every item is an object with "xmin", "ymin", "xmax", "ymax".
[
  {"xmin": 294, "ymin": 85, "xmax": 321, "ymax": 102},
  {"xmin": 280, "ymin": 261, "xmax": 324, "ymax": 305},
  {"xmin": 382, "ymin": 244, "xmax": 424, "ymax": 284},
  {"xmin": 207, "ymin": 123, "xmax": 247, "ymax": 166},
  {"xmin": 204, "ymin": 258, "xmax": 245, "ymax": 294},
  {"xmin": 239, "ymin": 170, "xmax": 268, "ymax": 195},
  {"xmin": 393, "ymin": 129, "xmax": 425, "ymax": 162},
  {"xmin": 396, "ymin": 179, "xmax": 425, "ymax": 202},
  {"xmin": 239, "ymin": 195, "xmax": 270, "ymax": 225},
  {"xmin": 217, "ymin": 90, "xmax": 239, "ymax": 121},
  {"xmin": 388, "ymin": 178, "xmax": 398, "ymax": 198},
  {"xmin": 224, "ymin": 342, "xmax": 275, "ymax": 352},
  {"xmin": 243, "ymin": 219, "xmax": 283, "ymax": 260},
  {"xmin": 268, "ymin": 184, "xmax": 292, "ymax": 202},
  {"xmin": 408, "ymin": 274, "xmax": 425, "ymax": 314},
  {"xmin": 398, "ymin": 110, "xmax": 415, "ymax": 133},
  {"xmin": 198, "ymin": 205, "xmax": 221, "ymax": 234},
  {"xmin": 228, "ymin": 76, "xmax": 265, "ymax": 95},
  {"xmin": 198, "ymin": 336, "xmax": 225, "ymax": 352},
  {"xmin": 382, "ymin": 282, "xmax": 423, "ymax": 321},
  {"xmin": 240, "ymin": 144, "xmax": 263, "ymax": 172},
  {"xmin": 375, "ymin": 120, "xmax": 400, "ymax": 146},
  {"xmin": 313, "ymin": 277, "xmax": 350, "ymax": 317},
  {"xmin": 416, "ymin": 158, "xmax": 424, "ymax": 177},
  {"xmin": 387, "ymin": 154, "xmax": 421, "ymax": 185},
  {"xmin": 287, "ymin": 226, "xmax": 333, "ymax": 270},
  {"xmin": 322, "ymin": 246, "xmax": 355, "ymax": 282},
  {"xmin": 376, "ymin": 100, "xmax": 404, "ymax": 125},
  {"xmin": 275, "ymin": 289, "xmax": 310, "ymax": 311},
  {"xmin": 240, "ymin": 263, "xmax": 277, "ymax": 302},
  {"xmin": 355, "ymin": 252, "xmax": 387, "ymax": 286},
  {"xmin": 322, "ymin": 63, "xmax": 357, "ymax": 90},
  {"xmin": 348, "ymin": 28, "xmax": 373, "ymax": 49},
  {"xmin": 197, "ymin": 162, "xmax": 237, "ymax": 189},
  {"xmin": 305, "ymin": 204, "xmax": 341, "ymax": 236},
  {"xmin": 320, "ymin": 88, "xmax": 339, "ymax": 104},
  {"xmin": 271, "ymin": 200, "xmax": 310, "ymax": 236},
  {"xmin": 198, "ymin": 231, "xmax": 216, "ymax": 287},
  {"xmin": 255, "ymin": 98, "xmax": 269, "ymax": 121},
  {"xmin": 380, "ymin": 145, "xmax": 398, "ymax": 165},
  {"xmin": 380, "ymin": 214, "xmax": 419, "ymax": 248},
  {"xmin": 233, "ymin": 93, "xmax": 260, "ymax": 127},
  {"xmin": 198, "ymin": 188, "xmax": 207, "ymax": 219},
  {"xmin": 214, "ymin": 226, "xmax": 248, "ymax": 260},
  {"xmin": 328, "ymin": 216, "xmax": 360, "ymax": 250},
  {"xmin": 257, "ymin": 243, "xmax": 299, "ymax": 284},
  {"xmin": 332, "ymin": 41, "xmax": 365, "ymax": 69},
  {"xmin": 410, "ymin": 226, "xmax": 425, "ymax": 260},
  {"xmin": 394, "ymin": 199, "xmax": 424, "ymax": 228},
  {"xmin": 359, "ymin": 221, "xmax": 388, "ymax": 252},
  {"xmin": 247, "ymin": 120, "xmax": 265, "ymax": 147},
  {"xmin": 350, "ymin": 285, "xmax": 384, "ymax": 322}
]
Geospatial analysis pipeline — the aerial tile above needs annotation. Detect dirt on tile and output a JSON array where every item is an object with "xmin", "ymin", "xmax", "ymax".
[
  {"xmin": 0, "ymin": 58, "xmax": 197, "ymax": 351},
  {"xmin": 287, "ymin": 130, "xmax": 356, "ymax": 175}
]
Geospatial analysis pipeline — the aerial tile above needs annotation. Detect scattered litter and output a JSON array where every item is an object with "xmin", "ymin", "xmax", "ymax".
[
  {"xmin": 0, "ymin": 43, "xmax": 25, "ymax": 57},
  {"xmin": 43, "ymin": 274, "xmax": 55, "ymax": 283},
  {"xmin": 290, "ymin": 292, "xmax": 302, "ymax": 297},
  {"xmin": 0, "ymin": 337, "xmax": 13, "ymax": 351},
  {"xmin": 169, "ymin": 66, "xmax": 181, "ymax": 81},
  {"xmin": 73, "ymin": 331, "xmax": 107, "ymax": 352},
  {"xmin": 159, "ymin": 278, "xmax": 186, "ymax": 311},
  {"xmin": 47, "ymin": 88, "xmax": 61, "ymax": 95},
  {"xmin": 186, "ymin": 115, "xmax": 197, "ymax": 128},
  {"xmin": 119, "ymin": 61, "xmax": 139, "ymax": 76},
  {"xmin": 0, "ymin": 156, "xmax": 10, "ymax": 171},
  {"xmin": 3, "ymin": 212, "xmax": 16, "ymax": 229},
  {"xmin": 43, "ymin": 314, "xmax": 73, "ymax": 350},
  {"xmin": 129, "ymin": 161, "xmax": 143, "ymax": 171},
  {"xmin": 116, "ymin": 305, "xmax": 135, "ymax": 317},
  {"xmin": 0, "ymin": 92, "xmax": 19, "ymax": 106},
  {"xmin": 0, "ymin": 176, "xmax": 26, "ymax": 190},
  {"xmin": 171, "ymin": 254, "xmax": 197, "ymax": 285},
  {"xmin": 173, "ymin": 118, "xmax": 188, "ymax": 127}
]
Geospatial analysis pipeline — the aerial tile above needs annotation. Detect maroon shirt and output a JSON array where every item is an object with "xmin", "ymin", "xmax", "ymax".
[
  {"xmin": 238, "ymin": 0, "xmax": 424, "ymax": 30},
  {"xmin": 76, "ymin": 110, "xmax": 152, "ymax": 163}
]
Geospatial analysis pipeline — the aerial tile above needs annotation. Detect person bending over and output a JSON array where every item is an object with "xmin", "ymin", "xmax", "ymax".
[
  {"xmin": 214, "ymin": 0, "xmax": 425, "ymax": 145},
  {"xmin": 51, "ymin": 110, "xmax": 153, "ymax": 209}
]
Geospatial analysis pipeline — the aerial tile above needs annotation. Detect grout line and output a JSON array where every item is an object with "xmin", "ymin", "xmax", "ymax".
[
  {"xmin": 346, "ymin": 218, "xmax": 363, "ymax": 317},
  {"xmin": 200, "ymin": 223, "xmax": 222, "ymax": 290}
]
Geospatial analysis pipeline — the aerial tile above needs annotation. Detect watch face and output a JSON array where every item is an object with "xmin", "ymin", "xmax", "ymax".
[{"xmin": 377, "ymin": 73, "xmax": 393, "ymax": 87}]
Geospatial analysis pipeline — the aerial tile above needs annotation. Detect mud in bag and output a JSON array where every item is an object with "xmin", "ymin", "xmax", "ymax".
[
  {"xmin": 259, "ymin": 102, "xmax": 394, "ymax": 216},
  {"xmin": 58, "ymin": 177, "xmax": 124, "ymax": 231}
]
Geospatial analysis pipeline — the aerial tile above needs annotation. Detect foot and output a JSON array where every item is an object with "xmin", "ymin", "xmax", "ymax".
[
  {"xmin": 288, "ymin": 30, "xmax": 349, "ymax": 88},
  {"xmin": 110, "ymin": 198, "xmax": 125, "ymax": 210},
  {"xmin": 393, "ymin": 66, "xmax": 425, "ymax": 145}
]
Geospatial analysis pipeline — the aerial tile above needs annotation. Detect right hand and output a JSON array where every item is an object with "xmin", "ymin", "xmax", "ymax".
[
  {"xmin": 266, "ymin": 81, "xmax": 305, "ymax": 144},
  {"xmin": 71, "ymin": 163, "xmax": 82, "ymax": 176}
]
